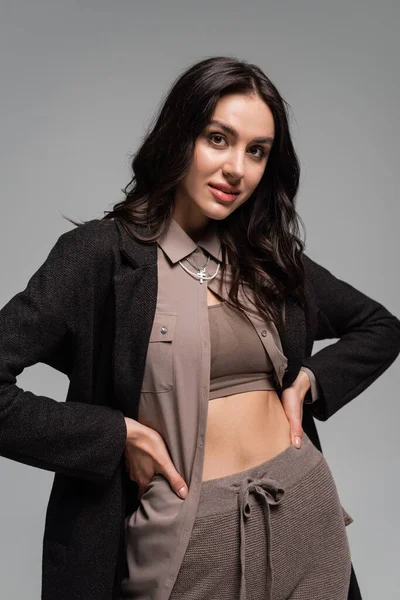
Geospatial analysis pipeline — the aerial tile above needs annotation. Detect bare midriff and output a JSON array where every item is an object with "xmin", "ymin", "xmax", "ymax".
[{"xmin": 201, "ymin": 287, "xmax": 292, "ymax": 482}]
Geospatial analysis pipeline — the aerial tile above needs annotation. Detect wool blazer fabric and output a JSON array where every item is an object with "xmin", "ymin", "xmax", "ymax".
[{"xmin": 0, "ymin": 216, "xmax": 399, "ymax": 600}]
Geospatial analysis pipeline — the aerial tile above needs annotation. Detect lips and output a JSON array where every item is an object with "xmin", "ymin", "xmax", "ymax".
[
  {"xmin": 209, "ymin": 183, "xmax": 241, "ymax": 194},
  {"xmin": 208, "ymin": 184, "xmax": 239, "ymax": 203}
]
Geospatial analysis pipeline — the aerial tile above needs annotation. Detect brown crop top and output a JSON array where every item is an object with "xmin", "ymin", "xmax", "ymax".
[{"xmin": 208, "ymin": 300, "xmax": 277, "ymax": 399}]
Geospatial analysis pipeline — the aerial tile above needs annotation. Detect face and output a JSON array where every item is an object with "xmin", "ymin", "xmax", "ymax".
[{"xmin": 173, "ymin": 93, "xmax": 275, "ymax": 238}]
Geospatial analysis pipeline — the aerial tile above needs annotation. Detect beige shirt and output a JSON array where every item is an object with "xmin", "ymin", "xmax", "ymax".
[{"xmin": 120, "ymin": 217, "xmax": 319, "ymax": 600}]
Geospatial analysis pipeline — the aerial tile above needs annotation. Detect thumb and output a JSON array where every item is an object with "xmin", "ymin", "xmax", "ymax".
[
  {"xmin": 290, "ymin": 418, "xmax": 304, "ymax": 449},
  {"xmin": 162, "ymin": 461, "xmax": 188, "ymax": 499},
  {"xmin": 282, "ymin": 390, "xmax": 304, "ymax": 449}
]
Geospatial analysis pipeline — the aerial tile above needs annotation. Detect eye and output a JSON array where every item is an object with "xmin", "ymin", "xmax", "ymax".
[
  {"xmin": 208, "ymin": 133, "xmax": 267, "ymax": 161},
  {"xmin": 208, "ymin": 133, "xmax": 227, "ymax": 146},
  {"xmin": 249, "ymin": 146, "xmax": 267, "ymax": 160}
]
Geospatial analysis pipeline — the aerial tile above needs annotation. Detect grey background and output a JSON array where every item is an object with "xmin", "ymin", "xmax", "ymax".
[{"xmin": 0, "ymin": 1, "xmax": 398, "ymax": 598}]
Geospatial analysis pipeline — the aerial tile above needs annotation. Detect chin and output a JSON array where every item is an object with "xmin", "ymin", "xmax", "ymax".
[
  {"xmin": 202, "ymin": 208, "xmax": 229, "ymax": 221},
  {"xmin": 209, "ymin": 212, "xmax": 231, "ymax": 221},
  {"xmin": 205, "ymin": 199, "xmax": 237, "ymax": 216}
]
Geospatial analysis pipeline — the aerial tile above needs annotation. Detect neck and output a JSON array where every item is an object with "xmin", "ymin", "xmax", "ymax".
[{"xmin": 172, "ymin": 211, "xmax": 211, "ymax": 243}]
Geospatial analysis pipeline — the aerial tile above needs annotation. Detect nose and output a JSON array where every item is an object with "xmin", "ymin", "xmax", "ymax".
[{"xmin": 223, "ymin": 149, "xmax": 245, "ymax": 181}]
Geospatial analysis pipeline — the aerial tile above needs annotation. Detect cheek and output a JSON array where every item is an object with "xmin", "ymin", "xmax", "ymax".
[
  {"xmin": 195, "ymin": 144, "xmax": 221, "ymax": 174},
  {"xmin": 247, "ymin": 165, "xmax": 267, "ymax": 191}
]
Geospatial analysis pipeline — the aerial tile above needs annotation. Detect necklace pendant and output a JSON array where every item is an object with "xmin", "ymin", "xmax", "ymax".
[{"xmin": 199, "ymin": 267, "xmax": 206, "ymax": 284}]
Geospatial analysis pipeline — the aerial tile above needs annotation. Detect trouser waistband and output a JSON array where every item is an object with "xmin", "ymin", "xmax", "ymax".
[{"xmin": 196, "ymin": 433, "xmax": 324, "ymax": 600}]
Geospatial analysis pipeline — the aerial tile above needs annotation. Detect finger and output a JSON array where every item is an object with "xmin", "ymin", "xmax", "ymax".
[
  {"xmin": 290, "ymin": 420, "xmax": 304, "ymax": 448},
  {"xmin": 282, "ymin": 391, "xmax": 304, "ymax": 449},
  {"xmin": 161, "ymin": 462, "xmax": 188, "ymax": 499}
]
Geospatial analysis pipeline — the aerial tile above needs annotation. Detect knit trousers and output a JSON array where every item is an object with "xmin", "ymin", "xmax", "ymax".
[{"xmin": 169, "ymin": 432, "xmax": 353, "ymax": 600}]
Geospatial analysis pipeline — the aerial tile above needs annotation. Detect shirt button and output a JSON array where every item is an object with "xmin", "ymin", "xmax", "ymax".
[
  {"xmin": 279, "ymin": 365, "xmax": 286, "ymax": 373},
  {"xmin": 202, "ymin": 387, "xmax": 207, "ymax": 399},
  {"xmin": 198, "ymin": 435, "xmax": 204, "ymax": 447},
  {"xmin": 160, "ymin": 326, "xmax": 168, "ymax": 335},
  {"xmin": 203, "ymin": 340, "xmax": 208, "ymax": 349},
  {"xmin": 261, "ymin": 329, "xmax": 267, "ymax": 337}
]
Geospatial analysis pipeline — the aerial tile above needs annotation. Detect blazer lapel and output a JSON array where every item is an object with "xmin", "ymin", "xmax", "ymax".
[{"xmin": 112, "ymin": 219, "xmax": 158, "ymax": 418}]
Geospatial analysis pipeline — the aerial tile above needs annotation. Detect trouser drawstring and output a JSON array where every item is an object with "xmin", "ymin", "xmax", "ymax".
[{"xmin": 237, "ymin": 475, "xmax": 285, "ymax": 600}]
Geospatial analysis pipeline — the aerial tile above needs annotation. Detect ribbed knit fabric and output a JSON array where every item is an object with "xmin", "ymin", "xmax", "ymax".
[{"xmin": 169, "ymin": 432, "xmax": 353, "ymax": 600}]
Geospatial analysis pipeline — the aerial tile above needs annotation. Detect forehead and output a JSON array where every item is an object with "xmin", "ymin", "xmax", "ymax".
[{"xmin": 209, "ymin": 94, "xmax": 275, "ymax": 138}]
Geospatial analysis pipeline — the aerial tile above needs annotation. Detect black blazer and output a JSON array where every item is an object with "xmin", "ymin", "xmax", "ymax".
[{"xmin": 1, "ymin": 217, "xmax": 399, "ymax": 600}]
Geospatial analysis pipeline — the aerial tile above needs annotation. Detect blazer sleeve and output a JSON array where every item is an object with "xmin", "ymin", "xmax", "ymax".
[
  {"xmin": 0, "ymin": 229, "xmax": 127, "ymax": 484},
  {"xmin": 301, "ymin": 253, "xmax": 400, "ymax": 421}
]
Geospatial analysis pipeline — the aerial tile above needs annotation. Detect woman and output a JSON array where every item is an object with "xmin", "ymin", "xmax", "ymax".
[{"xmin": 0, "ymin": 56, "xmax": 399, "ymax": 600}]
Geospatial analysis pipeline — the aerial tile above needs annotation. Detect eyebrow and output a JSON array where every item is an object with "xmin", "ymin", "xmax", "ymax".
[{"xmin": 207, "ymin": 119, "xmax": 274, "ymax": 146}]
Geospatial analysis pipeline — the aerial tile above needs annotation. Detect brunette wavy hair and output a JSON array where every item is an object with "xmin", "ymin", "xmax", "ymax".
[{"xmin": 65, "ymin": 55, "xmax": 307, "ymax": 334}]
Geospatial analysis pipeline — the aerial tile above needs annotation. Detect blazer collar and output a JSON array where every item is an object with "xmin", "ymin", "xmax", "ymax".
[{"xmin": 114, "ymin": 218, "xmax": 157, "ymax": 268}]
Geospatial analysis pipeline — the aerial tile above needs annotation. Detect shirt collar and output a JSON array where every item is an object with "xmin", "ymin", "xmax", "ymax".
[{"xmin": 157, "ymin": 217, "xmax": 224, "ymax": 264}]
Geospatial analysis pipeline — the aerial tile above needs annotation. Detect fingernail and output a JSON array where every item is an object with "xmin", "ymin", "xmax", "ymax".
[
  {"xmin": 294, "ymin": 436, "xmax": 302, "ymax": 448},
  {"xmin": 178, "ymin": 486, "xmax": 188, "ymax": 499}
]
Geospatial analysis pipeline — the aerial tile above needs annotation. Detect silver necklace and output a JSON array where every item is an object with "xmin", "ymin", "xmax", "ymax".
[
  {"xmin": 185, "ymin": 252, "xmax": 210, "ymax": 271},
  {"xmin": 179, "ymin": 249, "xmax": 220, "ymax": 284}
]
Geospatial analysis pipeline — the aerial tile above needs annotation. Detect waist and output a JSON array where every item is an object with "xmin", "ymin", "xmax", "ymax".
[{"xmin": 202, "ymin": 389, "xmax": 291, "ymax": 481}]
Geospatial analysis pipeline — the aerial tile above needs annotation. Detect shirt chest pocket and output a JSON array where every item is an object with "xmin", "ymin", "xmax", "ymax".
[{"xmin": 141, "ymin": 312, "xmax": 177, "ymax": 393}]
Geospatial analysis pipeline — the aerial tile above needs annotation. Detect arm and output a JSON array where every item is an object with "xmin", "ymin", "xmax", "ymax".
[
  {"xmin": 0, "ymin": 226, "xmax": 127, "ymax": 484},
  {"xmin": 300, "ymin": 253, "xmax": 400, "ymax": 421}
]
